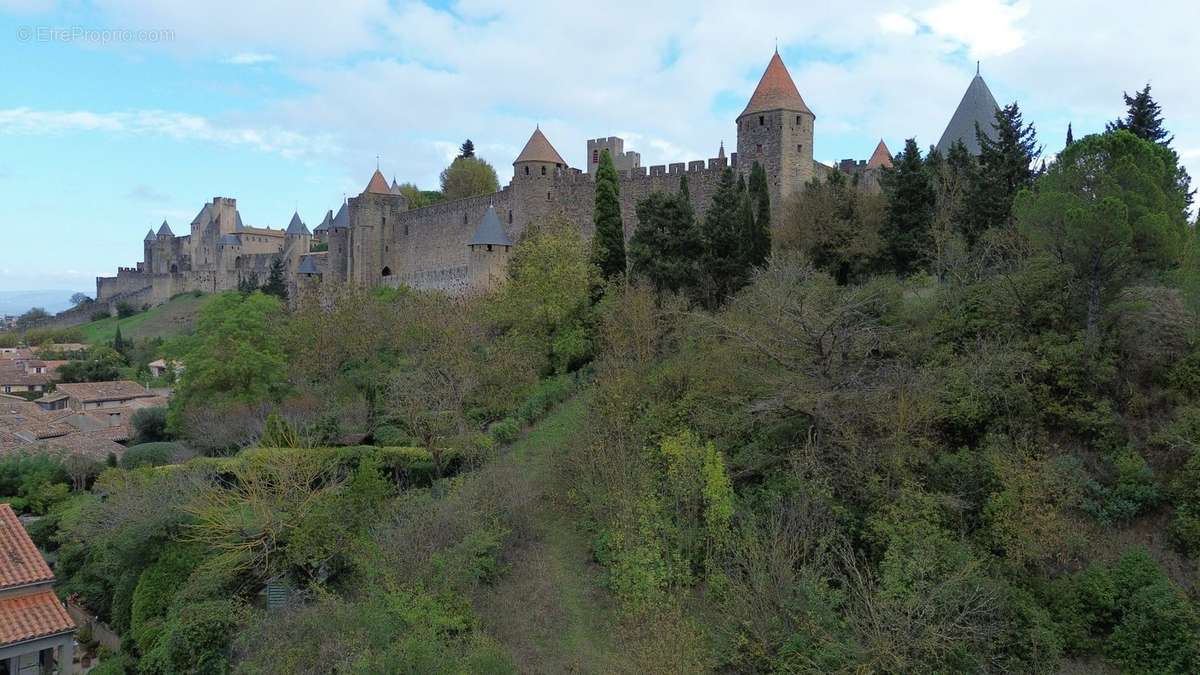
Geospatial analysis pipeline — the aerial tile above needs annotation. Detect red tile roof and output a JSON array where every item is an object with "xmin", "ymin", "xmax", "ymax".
[
  {"xmin": 866, "ymin": 140, "xmax": 893, "ymax": 169},
  {"xmin": 54, "ymin": 381, "xmax": 155, "ymax": 404},
  {"xmin": 0, "ymin": 589, "xmax": 75, "ymax": 647},
  {"xmin": 0, "ymin": 504, "xmax": 54, "ymax": 590},
  {"xmin": 364, "ymin": 169, "xmax": 392, "ymax": 195},
  {"xmin": 514, "ymin": 127, "xmax": 567, "ymax": 166},
  {"xmin": 741, "ymin": 51, "xmax": 812, "ymax": 118}
]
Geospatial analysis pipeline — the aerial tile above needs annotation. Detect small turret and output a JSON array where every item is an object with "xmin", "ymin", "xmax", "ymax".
[{"xmin": 467, "ymin": 205, "xmax": 513, "ymax": 291}]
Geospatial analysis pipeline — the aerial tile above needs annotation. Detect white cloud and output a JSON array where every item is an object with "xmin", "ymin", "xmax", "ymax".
[
  {"xmin": 877, "ymin": 12, "xmax": 918, "ymax": 36},
  {"xmin": 919, "ymin": 0, "xmax": 1030, "ymax": 58},
  {"xmin": 0, "ymin": 107, "xmax": 337, "ymax": 159},
  {"xmin": 225, "ymin": 52, "xmax": 276, "ymax": 65}
]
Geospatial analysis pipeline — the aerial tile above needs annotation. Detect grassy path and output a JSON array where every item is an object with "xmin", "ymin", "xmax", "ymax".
[{"xmin": 474, "ymin": 396, "xmax": 628, "ymax": 674}]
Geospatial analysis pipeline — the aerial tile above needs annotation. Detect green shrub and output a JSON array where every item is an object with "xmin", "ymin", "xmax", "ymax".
[
  {"xmin": 1049, "ymin": 549, "xmax": 1198, "ymax": 672},
  {"xmin": 86, "ymin": 652, "xmax": 135, "ymax": 675},
  {"xmin": 119, "ymin": 442, "xmax": 186, "ymax": 470},
  {"xmin": 516, "ymin": 374, "xmax": 575, "ymax": 424},
  {"xmin": 131, "ymin": 406, "xmax": 170, "ymax": 444},
  {"xmin": 116, "ymin": 302, "xmax": 138, "ymax": 319},
  {"xmin": 91, "ymin": 310, "xmax": 111, "ymax": 322},
  {"xmin": 372, "ymin": 424, "xmax": 412, "ymax": 447},
  {"xmin": 489, "ymin": 417, "xmax": 521, "ymax": 445}
]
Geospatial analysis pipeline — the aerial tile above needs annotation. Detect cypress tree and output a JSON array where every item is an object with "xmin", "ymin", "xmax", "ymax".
[
  {"xmin": 746, "ymin": 161, "xmax": 771, "ymax": 267},
  {"xmin": 679, "ymin": 173, "xmax": 690, "ymax": 203},
  {"xmin": 629, "ymin": 190, "xmax": 701, "ymax": 295},
  {"xmin": 880, "ymin": 138, "xmax": 935, "ymax": 275},
  {"xmin": 963, "ymin": 102, "xmax": 1040, "ymax": 242},
  {"xmin": 1107, "ymin": 84, "xmax": 1171, "ymax": 146},
  {"xmin": 1065, "ymin": 122, "xmax": 1074, "ymax": 148},
  {"xmin": 459, "ymin": 139, "xmax": 475, "ymax": 158},
  {"xmin": 112, "ymin": 325, "xmax": 126, "ymax": 356},
  {"xmin": 699, "ymin": 168, "xmax": 746, "ymax": 308},
  {"xmin": 591, "ymin": 149, "xmax": 627, "ymax": 280},
  {"xmin": 261, "ymin": 257, "xmax": 289, "ymax": 302}
]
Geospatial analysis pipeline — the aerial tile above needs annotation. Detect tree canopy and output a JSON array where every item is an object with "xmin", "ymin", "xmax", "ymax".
[{"xmin": 440, "ymin": 156, "xmax": 500, "ymax": 201}]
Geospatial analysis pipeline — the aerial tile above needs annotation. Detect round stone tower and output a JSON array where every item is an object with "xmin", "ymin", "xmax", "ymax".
[{"xmin": 736, "ymin": 51, "xmax": 815, "ymax": 209}]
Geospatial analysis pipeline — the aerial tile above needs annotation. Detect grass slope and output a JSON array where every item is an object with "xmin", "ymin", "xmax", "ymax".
[
  {"xmin": 477, "ymin": 394, "xmax": 714, "ymax": 673},
  {"xmin": 474, "ymin": 396, "xmax": 629, "ymax": 674},
  {"xmin": 80, "ymin": 293, "xmax": 212, "ymax": 344}
]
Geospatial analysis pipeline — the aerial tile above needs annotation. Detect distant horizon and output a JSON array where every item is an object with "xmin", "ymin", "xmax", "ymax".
[{"xmin": 0, "ymin": 289, "xmax": 90, "ymax": 317}]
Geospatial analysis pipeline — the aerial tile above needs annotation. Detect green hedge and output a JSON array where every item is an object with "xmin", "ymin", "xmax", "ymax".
[{"xmin": 120, "ymin": 442, "xmax": 186, "ymax": 470}]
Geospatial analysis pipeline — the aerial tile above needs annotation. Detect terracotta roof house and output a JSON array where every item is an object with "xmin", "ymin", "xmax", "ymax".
[
  {"xmin": 0, "ymin": 504, "xmax": 76, "ymax": 672},
  {"xmin": 50, "ymin": 381, "xmax": 155, "ymax": 411}
]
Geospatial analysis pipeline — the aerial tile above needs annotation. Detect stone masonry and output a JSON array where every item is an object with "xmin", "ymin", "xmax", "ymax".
[{"xmin": 97, "ymin": 52, "xmax": 985, "ymax": 305}]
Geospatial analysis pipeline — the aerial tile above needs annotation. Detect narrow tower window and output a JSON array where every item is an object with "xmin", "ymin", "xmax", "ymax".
[
  {"xmin": 759, "ymin": 115, "xmax": 764, "ymax": 126},
  {"xmin": 796, "ymin": 115, "xmax": 801, "ymax": 124},
  {"xmin": 541, "ymin": 166, "xmax": 546, "ymax": 176},
  {"xmin": 524, "ymin": 166, "xmax": 530, "ymax": 175}
]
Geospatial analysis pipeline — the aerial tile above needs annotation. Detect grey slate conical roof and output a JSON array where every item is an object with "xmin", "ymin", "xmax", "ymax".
[
  {"xmin": 313, "ymin": 209, "xmax": 333, "ymax": 233},
  {"xmin": 235, "ymin": 211, "xmax": 246, "ymax": 232},
  {"xmin": 937, "ymin": 72, "xmax": 1000, "ymax": 155},
  {"xmin": 297, "ymin": 256, "xmax": 320, "ymax": 275},
  {"xmin": 469, "ymin": 206, "xmax": 512, "ymax": 247},
  {"xmin": 144, "ymin": 228, "xmax": 156, "ymax": 242},
  {"xmin": 286, "ymin": 211, "xmax": 310, "ymax": 235},
  {"xmin": 331, "ymin": 203, "xmax": 349, "ymax": 230},
  {"xmin": 156, "ymin": 221, "xmax": 174, "ymax": 237}
]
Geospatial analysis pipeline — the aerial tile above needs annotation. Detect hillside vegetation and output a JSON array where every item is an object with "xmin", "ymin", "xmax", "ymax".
[
  {"xmin": 79, "ymin": 292, "xmax": 213, "ymax": 344},
  {"xmin": 15, "ymin": 94, "xmax": 1200, "ymax": 674}
]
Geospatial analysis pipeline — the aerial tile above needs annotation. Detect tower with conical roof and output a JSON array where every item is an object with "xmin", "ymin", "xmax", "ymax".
[
  {"xmin": 513, "ymin": 126, "xmax": 567, "ymax": 180},
  {"xmin": 937, "ymin": 65, "xmax": 1000, "ymax": 155},
  {"xmin": 467, "ymin": 205, "xmax": 514, "ymax": 291},
  {"xmin": 737, "ymin": 51, "xmax": 815, "ymax": 206}
]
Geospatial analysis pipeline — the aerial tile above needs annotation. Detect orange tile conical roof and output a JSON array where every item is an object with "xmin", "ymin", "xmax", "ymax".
[
  {"xmin": 866, "ymin": 140, "xmax": 893, "ymax": 169},
  {"xmin": 741, "ymin": 51, "xmax": 812, "ymax": 118},
  {"xmin": 364, "ymin": 169, "xmax": 391, "ymax": 195},
  {"xmin": 514, "ymin": 127, "xmax": 567, "ymax": 166}
]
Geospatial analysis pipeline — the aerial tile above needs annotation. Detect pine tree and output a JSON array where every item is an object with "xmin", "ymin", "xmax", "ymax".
[
  {"xmin": 1065, "ymin": 122, "xmax": 1074, "ymax": 148},
  {"xmin": 746, "ymin": 161, "xmax": 771, "ymax": 268},
  {"xmin": 679, "ymin": 173, "xmax": 691, "ymax": 203},
  {"xmin": 963, "ymin": 102, "xmax": 1040, "ymax": 242},
  {"xmin": 459, "ymin": 139, "xmax": 476, "ymax": 158},
  {"xmin": 1107, "ymin": 84, "xmax": 1171, "ymax": 146},
  {"xmin": 1106, "ymin": 84, "xmax": 1193, "ymax": 208},
  {"xmin": 261, "ymin": 257, "xmax": 289, "ymax": 302},
  {"xmin": 591, "ymin": 149, "xmax": 627, "ymax": 280},
  {"xmin": 699, "ymin": 168, "xmax": 747, "ymax": 308},
  {"xmin": 880, "ymin": 138, "xmax": 935, "ymax": 275}
]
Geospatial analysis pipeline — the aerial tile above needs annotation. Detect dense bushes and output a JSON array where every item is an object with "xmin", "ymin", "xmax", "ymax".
[{"xmin": 119, "ymin": 442, "xmax": 188, "ymax": 470}]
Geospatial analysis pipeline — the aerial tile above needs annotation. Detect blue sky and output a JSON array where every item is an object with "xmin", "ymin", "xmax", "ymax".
[{"xmin": 1, "ymin": 0, "xmax": 1197, "ymax": 293}]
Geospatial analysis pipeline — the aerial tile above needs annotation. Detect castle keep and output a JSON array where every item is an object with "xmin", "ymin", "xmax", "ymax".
[{"xmin": 97, "ymin": 53, "xmax": 997, "ymax": 306}]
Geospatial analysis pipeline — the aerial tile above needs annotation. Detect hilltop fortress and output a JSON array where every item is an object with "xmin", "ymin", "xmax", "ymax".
[{"xmin": 96, "ymin": 53, "xmax": 999, "ymax": 307}]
